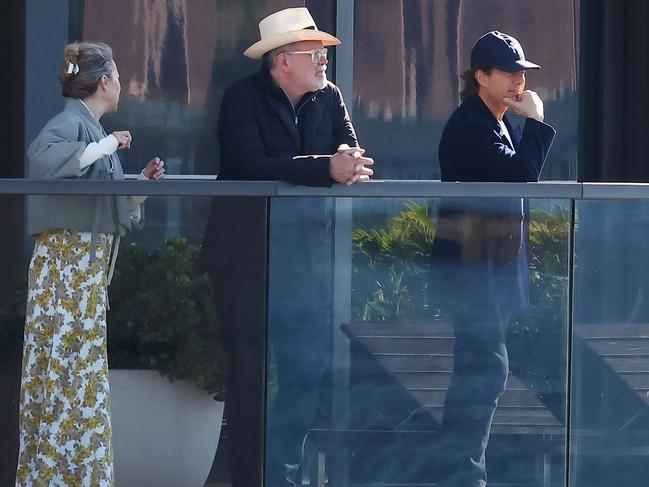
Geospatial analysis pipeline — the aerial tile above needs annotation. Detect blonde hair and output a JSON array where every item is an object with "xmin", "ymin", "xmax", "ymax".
[{"xmin": 59, "ymin": 41, "xmax": 114, "ymax": 99}]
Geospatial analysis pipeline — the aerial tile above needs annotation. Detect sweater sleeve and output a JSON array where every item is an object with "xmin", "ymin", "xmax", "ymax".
[{"xmin": 79, "ymin": 134, "xmax": 118, "ymax": 169}]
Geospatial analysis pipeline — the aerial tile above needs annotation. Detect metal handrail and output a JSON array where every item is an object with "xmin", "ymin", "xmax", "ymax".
[{"xmin": 1, "ymin": 177, "xmax": 649, "ymax": 199}]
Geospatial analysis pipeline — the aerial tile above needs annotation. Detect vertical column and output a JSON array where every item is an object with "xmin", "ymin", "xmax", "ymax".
[
  {"xmin": 0, "ymin": 3, "xmax": 69, "ymax": 485},
  {"xmin": 332, "ymin": 0, "xmax": 355, "ymax": 428},
  {"xmin": 332, "ymin": 195, "xmax": 353, "ymax": 428},
  {"xmin": 25, "ymin": 0, "xmax": 70, "ymax": 166},
  {"xmin": 335, "ymin": 0, "xmax": 355, "ymax": 113},
  {"xmin": 330, "ymin": 1, "xmax": 355, "ymax": 484}
]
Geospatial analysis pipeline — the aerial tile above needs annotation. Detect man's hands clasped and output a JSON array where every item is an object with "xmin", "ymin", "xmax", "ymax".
[{"xmin": 329, "ymin": 144, "xmax": 374, "ymax": 185}]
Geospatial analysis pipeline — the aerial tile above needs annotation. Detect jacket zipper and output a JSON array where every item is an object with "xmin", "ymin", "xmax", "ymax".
[
  {"xmin": 293, "ymin": 93, "xmax": 317, "ymax": 125},
  {"xmin": 288, "ymin": 92, "xmax": 318, "ymax": 150}
]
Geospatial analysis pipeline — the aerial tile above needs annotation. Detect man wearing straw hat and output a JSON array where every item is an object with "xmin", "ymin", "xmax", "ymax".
[
  {"xmin": 202, "ymin": 7, "xmax": 373, "ymax": 487},
  {"xmin": 218, "ymin": 6, "xmax": 373, "ymax": 185}
]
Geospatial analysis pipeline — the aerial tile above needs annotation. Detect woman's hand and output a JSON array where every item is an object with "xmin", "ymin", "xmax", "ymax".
[
  {"xmin": 142, "ymin": 157, "xmax": 165, "ymax": 180},
  {"xmin": 112, "ymin": 131, "xmax": 132, "ymax": 149}
]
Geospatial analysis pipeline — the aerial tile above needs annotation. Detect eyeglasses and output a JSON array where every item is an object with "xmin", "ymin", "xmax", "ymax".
[{"xmin": 284, "ymin": 48, "xmax": 328, "ymax": 64}]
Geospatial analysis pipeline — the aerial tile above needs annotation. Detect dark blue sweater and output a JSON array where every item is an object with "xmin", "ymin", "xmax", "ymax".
[{"xmin": 438, "ymin": 94, "xmax": 555, "ymax": 182}]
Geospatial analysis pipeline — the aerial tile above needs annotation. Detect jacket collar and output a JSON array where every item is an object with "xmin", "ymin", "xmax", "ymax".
[
  {"xmin": 64, "ymin": 98, "xmax": 104, "ymax": 133},
  {"xmin": 256, "ymin": 66, "xmax": 322, "ymax": 109},
  {"xmin": 464, "ymin": 94, "xmax": 517, "ymax": 148},
  {"xmin": 255, "ymin": 67, "xmax": 324, "ymax": 150},
  {"xmin": 256, "ymin": 68, "xmax": 298, "ymax": 147},
  {"xmin": 257, "ymin": 66, "xmax": 288, "ymax": 101},
  {"xmin": 464, "ymin": 94, "xmax": 503, "ymax": 122}
]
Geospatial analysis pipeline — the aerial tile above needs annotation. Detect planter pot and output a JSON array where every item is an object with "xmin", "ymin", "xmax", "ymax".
[{"xmin": 109, "ymin": 369, "xmax": 224, "ymax": 487}]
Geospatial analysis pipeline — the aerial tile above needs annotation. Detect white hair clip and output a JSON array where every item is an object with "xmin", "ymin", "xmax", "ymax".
[{"xmin": 67, "ymin": 62, "xmax": 80, "ymax": 75}]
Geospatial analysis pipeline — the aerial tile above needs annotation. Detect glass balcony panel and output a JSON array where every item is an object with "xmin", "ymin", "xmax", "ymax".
[
  {"xmin": 571, "ymin": 200, "xmax": 649, "ymax": 487},
  {"xmin": 266, "ymin": 196, "xmax": 571, "ymax": 486}
]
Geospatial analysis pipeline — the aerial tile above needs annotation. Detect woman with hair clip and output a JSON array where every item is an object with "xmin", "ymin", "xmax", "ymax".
[{"xmin": 16, "ymin": 41, "xmax": 164, "ymax": 487}]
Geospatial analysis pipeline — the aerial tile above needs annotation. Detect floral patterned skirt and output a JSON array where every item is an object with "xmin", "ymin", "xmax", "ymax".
[{"xmin": 16, "ymin": 230, "xmax": 114, "ymax": 487}]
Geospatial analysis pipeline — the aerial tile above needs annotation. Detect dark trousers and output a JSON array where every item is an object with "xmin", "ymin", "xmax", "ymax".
[
  {"xmin": 431, "ymin": 245, "xmax": 523, "ymax": 487},
  {"xmin": 431, "ymin": 202, "xmax": 528, "ymax": 486},
  {"xmin": 202, "ymin": 197, "xmax": 269, "ymax": 487},
  {"xmin": 437, "ymin": 304, "xmax": 510, "ymax": 487},
  {"xmin": 265, "ymin": 305, "xmax": 331, "ymax": 486},
  {"xmin": 208, "ymin": 270, "xmax": 266, "ymax": 487},
  {"xmin": 264, "ymin": 198, "xmax": 333, "ymax": 486},
  {"xmin": 202, "ymin": 196, "xmax": 333, "ymax": 487}
]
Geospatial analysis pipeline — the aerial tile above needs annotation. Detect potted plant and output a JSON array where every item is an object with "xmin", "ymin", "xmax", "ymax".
[{"xmin": 106, "ymin": 236, "xmax": 225, "ymax": 487}]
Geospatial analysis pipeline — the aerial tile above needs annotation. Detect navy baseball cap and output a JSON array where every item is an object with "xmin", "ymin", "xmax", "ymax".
[{"xmin": 470, "ymin": 31, "xmax": 540, "ymax": 72}]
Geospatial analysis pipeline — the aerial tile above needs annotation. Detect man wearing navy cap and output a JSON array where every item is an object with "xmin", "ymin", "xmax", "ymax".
[
  {"xmin": 432, "ymin": 31, "xmax": 556, "ymax": 486},
  {"xmin": 439, "ymin": 30, "xmax": 555, "ymax": 181}
]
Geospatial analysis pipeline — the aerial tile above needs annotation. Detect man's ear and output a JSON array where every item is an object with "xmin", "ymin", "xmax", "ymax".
[
  {"xmin": 475, "ymin": 69, "xmax": 488, "ymax": 88},
  {"xmin": 277, "ymin": 52, "xmax": 291, "ymax": 72}
]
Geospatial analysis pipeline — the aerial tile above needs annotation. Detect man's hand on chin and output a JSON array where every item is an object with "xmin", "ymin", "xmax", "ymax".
[{"xmin": 503, "ymin": 90, "xmax": 544, "ymax": 122}]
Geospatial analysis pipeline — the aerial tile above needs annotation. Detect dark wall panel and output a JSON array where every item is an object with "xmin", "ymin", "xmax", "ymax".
[{"xmin": 0, "ymin": 3, "xmax": 26, "ymax": 487}]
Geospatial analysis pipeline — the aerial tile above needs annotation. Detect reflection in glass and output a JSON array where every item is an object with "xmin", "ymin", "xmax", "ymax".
[
  {"xmin": 571, "ymin": 200, "xmax": 649, "ymax": 487},
  {"xmin": 353, "ymin": 0, "xmax": 579, "ymax": 180},
  {"xmin": 266, "ymin": 197, "xmax": 570, "ymax": 486},
  {"xmin": 431, "ymin": 198, "xmax": 568, "ymax": 486},
  {"xmin": 266, "ymin": 197, "xmax": 335, "ymax": 486}
]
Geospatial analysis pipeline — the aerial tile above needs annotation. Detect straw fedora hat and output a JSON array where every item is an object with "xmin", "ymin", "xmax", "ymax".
[{"xmin": 244, "ymin": 7, "xmax": 341, "ymax": 59}]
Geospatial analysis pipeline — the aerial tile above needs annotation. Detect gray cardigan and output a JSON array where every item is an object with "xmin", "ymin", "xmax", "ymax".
[{"xmin": 27, "ymin": 98, "xmax": 139, "ymax": 237}]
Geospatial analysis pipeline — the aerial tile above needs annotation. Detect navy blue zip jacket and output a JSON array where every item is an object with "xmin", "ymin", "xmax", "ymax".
[
  {"xmin": 433, "ymin": 94, "xmax": 556, "ymax": 313},
  {"xmin": 217, "ymin": 66, "xmax": 357, "ymax": 186},
  {"xmin": 438, "ymin": 94, "xmax": 555, "ymax": 182}
]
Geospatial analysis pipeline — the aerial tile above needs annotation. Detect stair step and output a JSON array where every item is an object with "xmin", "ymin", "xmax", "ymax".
[
  {"xmin": 357, "ymin": 337, "xmax": 454, "ymax": 355},
  {"xmin": 410, "ymin": 388, "xmax": 545, "ymax": 408}
]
